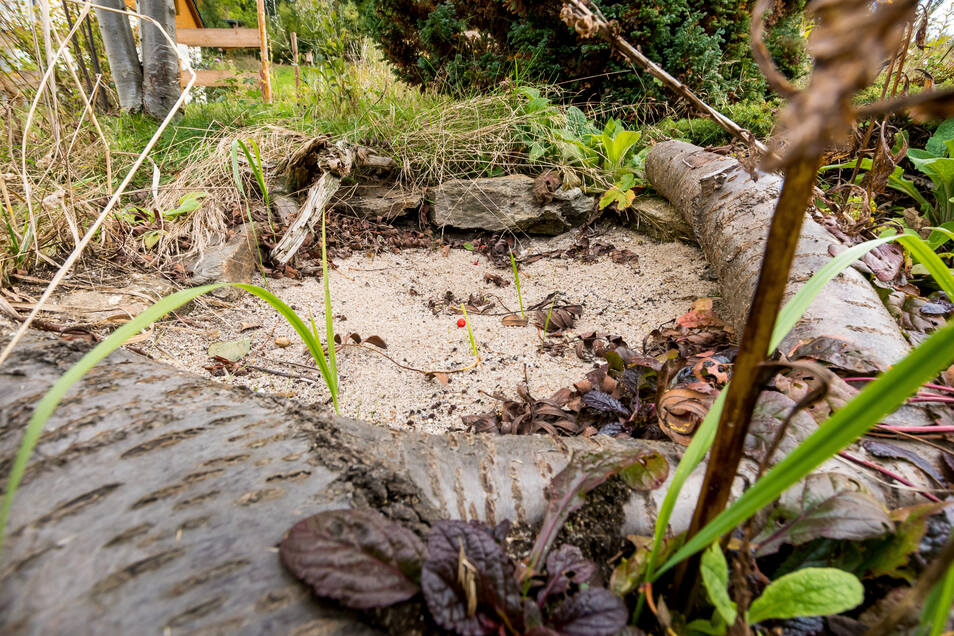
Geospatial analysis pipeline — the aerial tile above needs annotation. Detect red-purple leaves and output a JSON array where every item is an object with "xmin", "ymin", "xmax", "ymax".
[
  {"xmin": 549, "ymin": 587, "xmax": 628, "ymax": 636},
  {"xmin": 279, "ymin": 509, "xmax": 426, "ymax": 609},
  {"xmin": 540, "ymin": 545, "xmax": 597, "ymax": 602},
  {"xmin": 421, "ymin": 520, "xmax": 524, "ymax": 635},
  {"xmin": 527, "ymin": 448, "xmax": 668, "ymax": 575}
]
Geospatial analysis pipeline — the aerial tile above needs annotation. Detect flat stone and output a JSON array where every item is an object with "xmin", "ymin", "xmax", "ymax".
[
  {"xmin": 623, "ymin": 196, "xmax": 695, "ymax": 242},
  {"xmin": 431, "ymin": 175, "xmax": 595, "ymax": 235},
  {"xmin": 56, "ymin": 274, "xmax": 176, "ymax": 322},
  {"xmin": 335, "ymin": 185, "xmax": 421, "ymax": 221},
  {"xmin": 188, "ymin": 224, "xmax": 260, "ymax": 299}
]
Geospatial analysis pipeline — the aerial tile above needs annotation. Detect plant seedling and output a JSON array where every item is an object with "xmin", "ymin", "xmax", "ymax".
[
  {"xmin": 459, "ymin": 304, "xmax": 479, "ymax": 359},
  {"xmin": 510, "ymin": 251, "xmax": 525, "ymax": 318}
]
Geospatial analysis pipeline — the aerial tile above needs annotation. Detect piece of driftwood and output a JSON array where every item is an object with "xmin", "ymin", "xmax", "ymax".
[
  {"xmin": 271, "ymin": 139, "xmax": 395, "ymax": 265},
  {"xmin": 0, "ymin": 331, "xmax": 937, "ymax": 634}
]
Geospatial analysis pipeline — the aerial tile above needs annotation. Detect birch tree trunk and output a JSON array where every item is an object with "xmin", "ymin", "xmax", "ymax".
[
  {"xmin": 140, "ymin": 0, "xmax": 181, "ymax": 119},
  {"xmin": 93, "ymin": 0, "xmax": 142, "ymax": 112}
]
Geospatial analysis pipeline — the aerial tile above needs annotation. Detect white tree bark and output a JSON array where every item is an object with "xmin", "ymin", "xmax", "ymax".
[
  {"xmin": 140, "ymin": 0, "xmax": 181, "ymax": 119},
  {"xmin": 93, "ymin": 0, "xmax": 142, "ymax": 112}
]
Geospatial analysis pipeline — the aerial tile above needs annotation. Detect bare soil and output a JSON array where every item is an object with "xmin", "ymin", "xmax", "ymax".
[{"xmin": 143, "ymin": 224, "xmax": 718, "ymax": 433}]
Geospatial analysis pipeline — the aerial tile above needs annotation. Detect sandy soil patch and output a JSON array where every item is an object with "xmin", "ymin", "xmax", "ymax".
[{"xmin": 144, "ymin": 226, "xmax": 718, "ymax": 433}]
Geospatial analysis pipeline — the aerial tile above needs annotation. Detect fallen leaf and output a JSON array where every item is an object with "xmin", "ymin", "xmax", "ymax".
[
  {"xmin": 363, "ymin": 335, "xmax": 387, "ymax": 349},
  {"xmin": 239, "ymin": 321, "xmax": 261, "ymax": 332},
  {"xmin": 208, "ymin": 338, "xmax": 252, "ymax": 362},
  {"xmin": 658, "ymin": 388, "xmax": 715, "ymax": 445},
  {"xmin": 502, "ymin": 314, "xmax": 529, "ymax": 327},
  {"xmin": 274, "ymin": 336, "xmax": 292, "ymax": 348},
  {"xmin": 426, "ymin": 372, "xmax": 450, "ymax": 386},
  {"xmin": 483, "ymin": 272, "xmax": 510, "ymax": 287},
  {"xmin": 676, "ymin": 298, "xmax": 724, "ymax": 329}
]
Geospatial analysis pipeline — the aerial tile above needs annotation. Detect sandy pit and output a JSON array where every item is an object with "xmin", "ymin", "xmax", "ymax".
[{"xmin": 143, "ymin": 225, "xmax": 718, "ymax": 433}]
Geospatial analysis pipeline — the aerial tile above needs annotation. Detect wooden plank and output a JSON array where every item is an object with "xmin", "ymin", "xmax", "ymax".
[
  {"xmin": 176, "ymin": 27, "xmax": 260, "ymax": 48},
  {"xmin": 180, "ymin": 69, "xmax": 259, "ymax": 88}
]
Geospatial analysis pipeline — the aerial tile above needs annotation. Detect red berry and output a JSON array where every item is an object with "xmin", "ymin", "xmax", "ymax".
[
  {"xmin": 473, "ymin": 260, "xmax": 479, "ymax": 265},
  {"xmin": 457, "ymin": 318, "xmax": 466, "ymax": 328}
]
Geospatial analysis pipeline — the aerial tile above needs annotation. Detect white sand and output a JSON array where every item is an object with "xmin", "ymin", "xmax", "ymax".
[{"xmin": 144, "ymin": 226, "xmax": 718, "ymax": 433}]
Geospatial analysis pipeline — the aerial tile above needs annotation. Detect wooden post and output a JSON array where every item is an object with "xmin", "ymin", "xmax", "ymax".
[
  {"xmin": 256, "ymin": 0, "xmax": 271, "ymax": 103},
  {"xmin": 291, "ymin": 31, "xmax": 300, "ymax": 93}
]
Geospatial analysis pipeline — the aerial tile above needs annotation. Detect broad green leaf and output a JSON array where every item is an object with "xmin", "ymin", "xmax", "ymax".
[
  {"xmin": 163, "ymin": 192, "xmax": 207, "ymax": 219},
  {"xmin": 748, "ymin": 568, "xmax": 863, "ymax": 624},
  {"xmin": 701, "ymin": 544, "xmax": 737, "ymax": 625},
  {"xmin": 142, "ymin": 229, "xmax": 164, "ymax": 250},
  {"xmin": 528, "ymin": 142, "xmax": 546, "ymax": 162},
  {"xmin": 926, "ymin": 223, "xmax": 954, "ymax": 251},
  {"xmin": 925, "ymin": 118, "xmax": 954, "ymax": 157}
]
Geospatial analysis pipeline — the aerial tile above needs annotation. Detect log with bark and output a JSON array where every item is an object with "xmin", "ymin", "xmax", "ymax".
[
  {"xmin": 0, "ymin": 329, "xmax": 936, "ymax": 634},
  {"xmin": 646, "ymin": 140, "xmax": 912, "ymax": 371}
]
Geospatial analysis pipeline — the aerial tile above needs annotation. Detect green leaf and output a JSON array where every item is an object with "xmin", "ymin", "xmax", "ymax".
[
  {"xmin": 528, "ymin": 142, "xmax": 546, "ymax": 162},
  {"xmin": 142, "ymin": 229, "xmax": 164, "ymax": 250},
  {"xmin": 701, "ymin": 544, "xmax": 737, "ymax": 625},
  {"xmin": 164, "ymin": 192, "xmax": 207, "ymax": 219},
  {"xmin": 747, "ymin": 568, "xmax": 863, "ymax": 624},
  {"xmin": 925, "ymin": 118, "xmax": 954, "ymax": 157},
  {"xmin": 463, "ymin": 242, "xmax": 475, "ymax": 251}
]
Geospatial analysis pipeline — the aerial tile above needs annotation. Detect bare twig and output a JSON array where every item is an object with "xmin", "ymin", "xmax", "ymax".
[{"xmin": 560, "ymin": 0, "xmax": 770, "ymax": 155}]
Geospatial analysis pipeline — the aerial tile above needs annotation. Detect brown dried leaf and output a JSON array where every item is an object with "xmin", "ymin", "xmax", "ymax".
[
  {"xmin": 363, "ymin": 335, "xmax": 387, "ymax": 349},
  {"xmin": 502, "ymin": 314, "xmax": 529, "ymax": 327},
  {"xmin": 658, "ymin": 388, "xmax": 716, "ymax": 446}
]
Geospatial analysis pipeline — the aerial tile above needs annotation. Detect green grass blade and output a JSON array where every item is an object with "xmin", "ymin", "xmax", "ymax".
[
  {"xmin": 653, "ymin": 318, "xmax": 954, "ymax": 579},
  {"xmin": 771, "ymin": 235, "xmax": 899, "ymax": 351},
  {"xmin": 644, "ymin": 389, "xmax": 726, "ymax": 581},
  {"xmin": 920, "ymin": 543, "xmax": 954, "ymax": 636},
  {"xmin": 0, "ymin": 282, "xmax": 342, "ymax": 554},
  {"xmin": 460, "ymin": 303, "xmax": 479, "ymax": 358},
  {"xmin": 510, "ymin": 252, "xmax": 525, "ymax": 318},
  {"xmin": 230, "ymin": 138, "xmax": 246, "ymax": 198},
  {"xmin": 321, "ymin": 210, "xmax": 338, "ymax": 405},
  {"xmin": 0, "ymin": 283, "xmax": 221, "ymax": 554},
  {"xmin": 896, "ymin": 234, "xmax": 954, "ymax": 298}
]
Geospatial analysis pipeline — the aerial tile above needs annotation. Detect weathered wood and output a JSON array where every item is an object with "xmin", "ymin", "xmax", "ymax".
[
  {"xmin": 179, "ymin": 69, "xmax": 259, "ymax": 88},
  {"xmin": 176, "ymin": 27, "xmax": 260, "ymax": 48},
  {"xmin": 271, "ymin": 172, "xmax": 341, "ymax": 265},
  {"xmin": 646, "ymin": 140, "xmax": 912, "ymax": 371}
]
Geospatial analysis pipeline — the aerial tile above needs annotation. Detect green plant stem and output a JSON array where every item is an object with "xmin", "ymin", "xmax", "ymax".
[
  {"xmin": 543, "ymin": 296, "xmax": 556, "ymax": 334},
  {"xmin": 673, "ymin": 156, "xmax": 822, "ymax": 595},
  {"xmin": 510, "ymin": 252, "xmax": 525, "ymax": 318},
  {"xmin": 460, "ymin": 303, "xmax": 479, "ymax": 359}
]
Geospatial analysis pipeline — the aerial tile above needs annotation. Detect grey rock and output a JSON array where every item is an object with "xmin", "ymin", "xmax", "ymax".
[
  {"xmin": 189, "ymin": 224, "xmax": 260, "ymax": 298},
  {"xmin": 335, "ymin": 185, "xmax": 421, "ymax": 221},
  {"xmin": 431, "ymin": 175, "xmax": 595, "ymax": 234},
  {"xmin": 622, "ymin": 196, "xmax": 695, "ymax": 242}
]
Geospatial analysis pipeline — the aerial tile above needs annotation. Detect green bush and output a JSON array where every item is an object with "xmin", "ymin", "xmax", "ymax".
[
  {"xmin": 649, "ymin": 100, "xmax": 780, "ymax": 146},
  {"xmin": 359, "ymin": 0, "xmax": 806, "ymax": 109}
]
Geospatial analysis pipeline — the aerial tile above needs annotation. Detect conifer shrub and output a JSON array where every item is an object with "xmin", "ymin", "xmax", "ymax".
[{"xmin": 359, "ymin": 0, "xmax": 806, "ymax": 110}]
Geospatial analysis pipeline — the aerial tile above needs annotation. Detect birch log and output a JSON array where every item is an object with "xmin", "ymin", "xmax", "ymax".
[{"xmin": 645, "ymin": 140, "xmax": 912, "ymax": 370}]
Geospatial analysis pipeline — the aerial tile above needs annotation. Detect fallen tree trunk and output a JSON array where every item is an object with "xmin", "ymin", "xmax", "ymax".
[
  {"xmin": 0, "ymin": 332, "xmax": 935, "ymax": 633},
  {"xmin": 645, "ymin": 140, "xmax": 911, "ymax": 371}
]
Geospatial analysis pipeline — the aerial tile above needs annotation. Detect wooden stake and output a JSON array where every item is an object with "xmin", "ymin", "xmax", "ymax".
[
  {"xmin": 256, "ymin": 0, "xmax": 271, "ymax": 103},
  {"xmin": 291, "ymin": 31, "xmax": 300, "ymax": 93}
]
